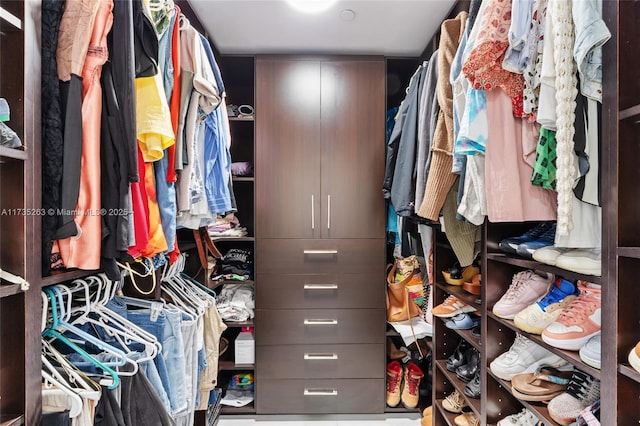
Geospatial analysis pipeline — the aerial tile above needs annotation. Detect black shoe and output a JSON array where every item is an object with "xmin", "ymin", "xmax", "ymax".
[
  {"xmin": 446, "ymin": 340, "xmax": 472, "ymax": 372},
  {"xmin": 464, "ymin": 371, "xmax": 481, "ymax": 399},
  {"xmin": 456, "ymin": 349, "xmax": 480, "ymax": 382},
  {"xmin": 471, "ymin": 324, "xmax": 481, "ymax": 338}
]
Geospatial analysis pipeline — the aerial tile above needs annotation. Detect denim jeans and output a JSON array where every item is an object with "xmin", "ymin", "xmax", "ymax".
[{"xmin": 127, "ymin": 306, "xmax": 188, "ymax": 416}]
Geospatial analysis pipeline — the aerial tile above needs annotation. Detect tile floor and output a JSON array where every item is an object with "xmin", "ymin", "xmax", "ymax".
[{"xmin": 217, "ymin": 416, "xmax": 422, "ymax": 425}]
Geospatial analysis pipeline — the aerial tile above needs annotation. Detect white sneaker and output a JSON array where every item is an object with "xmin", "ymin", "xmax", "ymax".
[
  {"xmin": 555, "ymin": 248, "xmax": 601, "ymax": 276},
  {"xmin": 497, "ymin": 408, "xmax": 541, "ymax": 425},
  {"xmin": 532, "ymin": 246, "xmax": 572, "ymax": 266},
  {"xmin": 492, "ymin": 270, "xmax": 554, "ymax": 320},
  {"xmin": 490, "ymin": 334, "xmax": 569, "ymax": 381}
]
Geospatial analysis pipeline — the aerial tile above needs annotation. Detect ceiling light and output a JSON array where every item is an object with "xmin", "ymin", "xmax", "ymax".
[
  {"xmin": 286, "ymin": 0, "xmax": 338, "ymax": 14},
  {"xmin": 339, "ymin": 9, "xmax": 356, "ymax": 21}
]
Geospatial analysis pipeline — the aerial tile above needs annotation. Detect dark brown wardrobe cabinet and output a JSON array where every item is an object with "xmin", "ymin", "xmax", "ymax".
[{"xmin": 254, "ymin": 56, "xmax": 387, "ymax": 414}]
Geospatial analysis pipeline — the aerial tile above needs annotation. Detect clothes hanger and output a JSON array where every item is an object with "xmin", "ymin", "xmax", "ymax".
[
  {"xmin": 42, "ymin": 339, "xmax": 102, "ymax": 393},
  {"xmin": 42, "ymin": 370, "xmax": 84, "ymax": 419},
  {"xmin": 42, "ymin": 287, "xmax": 122, "ymax": 387},
  {"xmin": 67, "ymin": 277, "xmax": 160, "ymax": 364},
  {"xmin": 0, "ymin": 268, "xmax": 29, "ymax": 290}
]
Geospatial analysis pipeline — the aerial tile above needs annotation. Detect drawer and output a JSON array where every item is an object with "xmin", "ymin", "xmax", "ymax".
[
  {"xmin": 256, "ymin": 273, "xmax": 384, "ymax": 309},
  {"xmin": 256, "ymin": 308, "xmax": 385, "ymax": 345},
  {"xmin": 256, "ymin": 378, "xmax": 384, "ymax": 414},
  {"xmin": 256, "ymin": 238, "xmax": 384, "ymax": 274},
  {"xmin": 256, "ymin": 343, "xmax": 384, "ymax": 379}
]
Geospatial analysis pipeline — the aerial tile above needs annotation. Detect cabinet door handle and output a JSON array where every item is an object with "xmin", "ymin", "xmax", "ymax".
[
  {"xmin": 304, "ymin": 353, "xmax": 338, "ymax": 360},
  {"xmin": 327, "ymin": 194, "xmax": 331, "ymax": 229},
  {"xmin": 304, "ymin": 388, "xmax": 338, "ymax": 396},
  {"xmin": 303, "ymin": 283, "xmax": 338, "ymax": 290},
  {"xmin": 303, "ymin": 249, "xmax": 338, "ymax": 254},
  {"xmin": 303, "ymin": 319, "xmax": 338, "ymax": 325},
  {"xmin": 311, "ymin": 194, "xmax": 315, "ymax": 230}
]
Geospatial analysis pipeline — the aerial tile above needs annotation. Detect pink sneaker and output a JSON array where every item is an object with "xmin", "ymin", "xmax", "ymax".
[
  {"xmin": 542, "ymin": 282, "xmax": 601, "ymax": 351},
  {"xmin": 492, "ymin": 270, "xmax": 554, "ymax": 319}
]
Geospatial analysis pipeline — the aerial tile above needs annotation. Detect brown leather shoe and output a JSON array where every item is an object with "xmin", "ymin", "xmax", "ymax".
[{"xmin": 387, "ymin": 337, "xmax": 408, "ymax": 360}]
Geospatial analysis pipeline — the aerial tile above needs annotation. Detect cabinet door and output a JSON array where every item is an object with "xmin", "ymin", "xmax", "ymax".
[
  {"xmin": 320, "ymin": 60, "xmax": 386, "ymax": 239},
  {"xmin": 256, "ymin": 58, "xmax": 321, "ymax": 239}
]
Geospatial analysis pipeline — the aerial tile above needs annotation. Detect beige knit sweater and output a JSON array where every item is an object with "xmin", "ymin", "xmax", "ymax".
[{"xmin": 417, "ymin": 11, "xmax": 467, "ymax": 221}]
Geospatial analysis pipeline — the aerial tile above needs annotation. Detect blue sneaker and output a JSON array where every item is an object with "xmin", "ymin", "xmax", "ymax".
[
  {"xmin": 513, "ymin": 278, "xmax": 579, "ymax": 335},
  {"xmin": 499, "ymin": 222, "xmax": 555, "ymax": 255},
  {"xmin": 516, "ymin": 223, "xmax": 557, "ymax": 259}
]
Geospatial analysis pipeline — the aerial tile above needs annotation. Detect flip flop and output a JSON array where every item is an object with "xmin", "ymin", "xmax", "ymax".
[{"xmin": 511, "ymin": 367, "xmax": 572, "ymax": 403}]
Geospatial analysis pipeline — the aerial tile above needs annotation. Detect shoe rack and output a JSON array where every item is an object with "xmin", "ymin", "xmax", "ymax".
[
  {"xmin": 603, "ymin": 1, "xmax": 640, "ymax": 424},
  {"xmin": 482, "ymin": 221, "xmax": 602, "ymax": 425},
  {"xmin": 431, "ymin": 226, "xmax": 484, "ymax": 425}
]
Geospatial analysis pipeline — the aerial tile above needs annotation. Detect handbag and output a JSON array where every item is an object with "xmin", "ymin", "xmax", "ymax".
[{"xmin": 386, "ymin": 262, "xmax": 422, "ymax": 322}]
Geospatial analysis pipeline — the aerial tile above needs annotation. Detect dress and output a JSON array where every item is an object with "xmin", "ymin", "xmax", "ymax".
[{"xmin": 484, "ymin": 90, "xmax": 557, "ymax": 222}]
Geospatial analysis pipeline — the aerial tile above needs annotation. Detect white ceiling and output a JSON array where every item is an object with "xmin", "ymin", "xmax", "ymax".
[{"xmin": 188, "ymin": 0, "xmax": 458, "ymax": 57}]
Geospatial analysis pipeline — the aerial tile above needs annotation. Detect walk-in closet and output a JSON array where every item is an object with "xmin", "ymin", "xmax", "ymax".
[{"xmin": 0, "ymin": 0, "xmax": 635, "ymax": 425}]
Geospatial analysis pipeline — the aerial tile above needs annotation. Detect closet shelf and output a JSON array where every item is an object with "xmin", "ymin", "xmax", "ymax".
[
  {"xmin": 209, "ymin": 236, "xmax": 255, "ymax": 243},
  {"xmin": 487, "ymin": 312, "xmax": 601, "ymax": 379},
  {"xmin": 218, "ymin": 360, "xmax": 255, "ymax": 371},
  {"xmin": 435, "ymin": 281, "xmax": 482, "ymax": 311},
  {"xmin": 0, "ymin": 146, "xmax": 27, "ymax": 161},
  {"xmin": 434, "ymin": 398, "xmax": 459, "ymax": 426},
  {"xmin": 617, "ymin": 247, "xmax": 640, "ymax": 259},
  {"xmin": 211, "ymin": 279, "xmax": 254, "ymax": 287},
  {"xmin": 0, "ymin": 283, "xmax": 24, "ymax": 299},
  {"xmin": 485, "ymin": 253, "xmax": 602, "ymax": 285},
  {"xmin": 41, "ymin": 269, "xmax": 100, "ymax": 286},
  {"xmin": 619, "ymin": 104, "xmax": 640, "ymax": 121},
  {"xmin": 384, "ymin": 406, "xmax": 421, "ymax": 414},
  {"xmin": 220, "ymin": 403, "xmax": 255, "ymax": 414},
  {"xmin": 231, "ymin": 176, "xmax": 254, "ymax": 182},
  {"xmin": 228, "ymin": 116, "xmax": 254, "ymax": 122},
  {"xmin": 438, "ymin": 317, "xmax": 481, "ymax": 351},
  {"xmin": 0, "ymin": 414, "xmax": 24, "ymax": 426},
  {"xmin": 619, "ymin": 364, "xmax": 640, "ymax": 384},
  {"xmin": 0, "ymin": 7, "xmax": 21, "ymax": 30},
  {"xmin": 223, "ymin": 320, "xmax": 254, "ymax": 328},
  {"xmin": 435, "ymin": 360, "xmax": 481, "ymax": 417},
  {"xmin": 487, "ymin": 371, "xmax": 561, "ymax": 426}
]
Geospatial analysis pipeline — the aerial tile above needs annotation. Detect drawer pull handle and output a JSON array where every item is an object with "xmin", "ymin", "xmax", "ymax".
[
  {"xmin": 303, "ymin": 249, "xmax": 338, "ymax": 254},
  {"xmin": 304, "ymin": 388, "xmax": 338, "ymax": 396},
  {"xmin": 303, "ymin": 283, "xmax": 338, "ymax": 290},
  {"xmin": 304, "ymin": 353, "xmax": 338, "ymax": 360},
  {"xmin": 304, "ymin": 319, "xmax": 338, "ymax": 325},
  {"xmin": 311, "ymin": 195, "xmax": 315, "ymax": 230},
  {"xmin": 327, "ymin": 194, "xmax": 331, "ymax": 230}
]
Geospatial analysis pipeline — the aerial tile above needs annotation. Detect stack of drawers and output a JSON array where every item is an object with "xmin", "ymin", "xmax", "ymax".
[{"xmin": 255, "ymin": 238, "xmax": 386, "ymax": 414}]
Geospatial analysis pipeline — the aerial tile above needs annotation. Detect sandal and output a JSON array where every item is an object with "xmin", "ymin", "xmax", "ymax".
[
  {"xmin": 463, "ymin": 274, "xmax": 482, "ymax": 296},
  {"xmin": 511, "ymin": 367, "xmax": 572, "ymax": 402}
]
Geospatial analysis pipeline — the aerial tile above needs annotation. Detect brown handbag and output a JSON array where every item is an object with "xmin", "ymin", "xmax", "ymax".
[{"xmin": 386, "ymin": 262, "xmax": 422, "ymax": 322}]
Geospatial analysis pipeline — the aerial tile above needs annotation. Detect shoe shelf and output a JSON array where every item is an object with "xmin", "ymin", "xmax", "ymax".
[
  {"xmin": 435, "ymin": 281, "xmax": 482, "ymax": 311},
  {"xmin": 485, "ymin": 253, "xmax": 601, "ymax": 285},
  {"xmin": 434, "ymin": 398, "xmax": 463, "ymax": 426},
  {"xmin": 384, "ymin": 405, "xmax": 421, "ymax": 414},
  {"xmin": 486, "ymin": 312, "xmax": 601, "ymax": 379},
  {"xmin": 619, "ymin": 363, "xmax": 640, "ymax": 384},
  {"xmin": 487, "ymin": 370, "xmax": 561, "ymax": 426},
  {"xmin": 434, "ymin": 360, "xmax": 481, "ymax": 417},
  {"xmin": 437, "ymin": 317, "xmax": 481, "ymax": 352}
]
